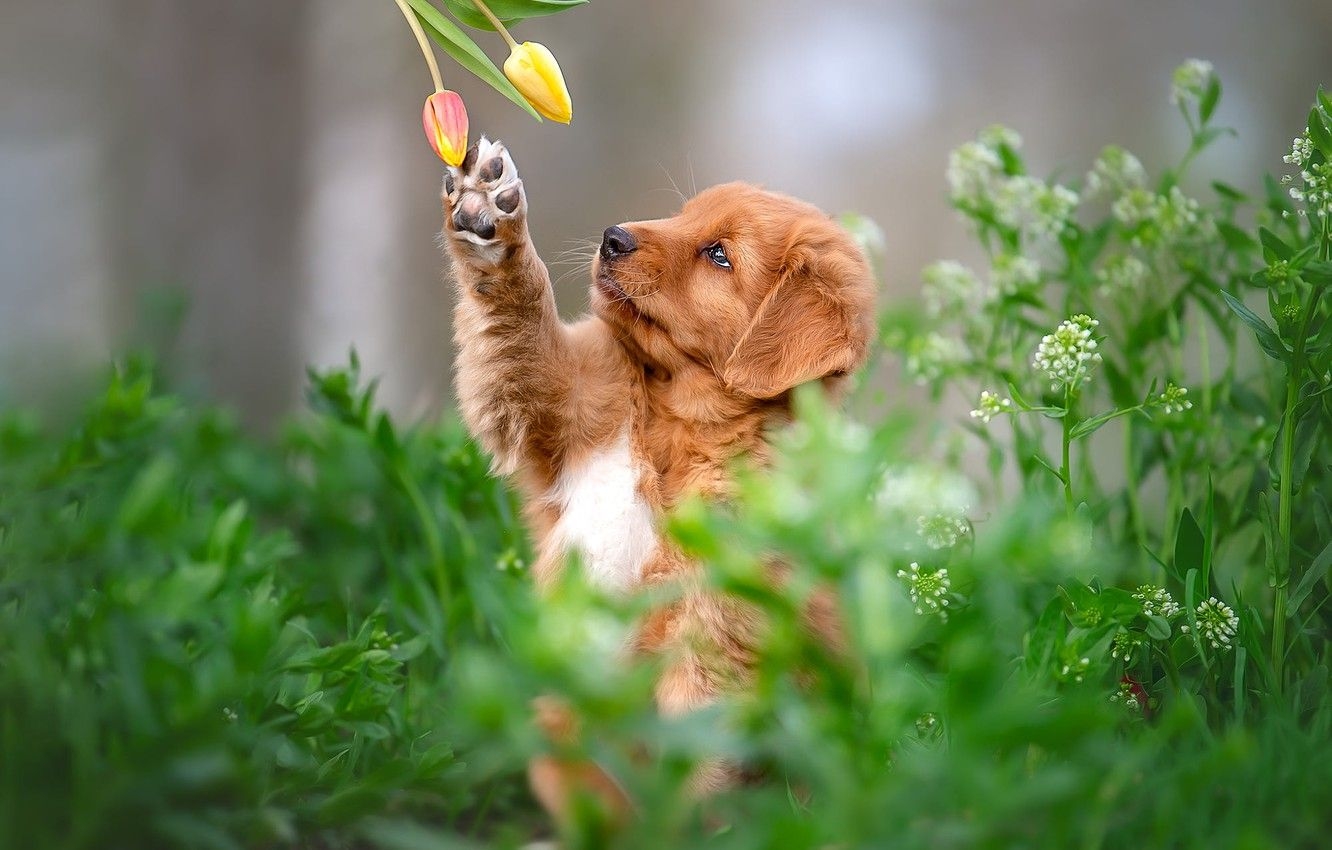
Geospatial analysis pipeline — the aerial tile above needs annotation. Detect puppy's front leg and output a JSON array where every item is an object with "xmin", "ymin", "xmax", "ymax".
[{"xmin": 444, "ymin": 139, "xmax": 573, "ymax": 476}]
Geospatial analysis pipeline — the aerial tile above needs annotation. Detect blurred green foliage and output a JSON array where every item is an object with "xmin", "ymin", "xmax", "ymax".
[{"xmin": 2, "ymin": 69, "xmax": 1331, "ymax": 849}]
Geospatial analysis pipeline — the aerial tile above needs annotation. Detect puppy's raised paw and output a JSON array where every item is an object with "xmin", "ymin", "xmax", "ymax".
[{"xmin": 444, "ymin": 137, "xmax": 526, "ymax": 264}]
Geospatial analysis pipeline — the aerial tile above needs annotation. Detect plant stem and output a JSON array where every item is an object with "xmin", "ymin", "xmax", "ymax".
[
  {"xmin": 1124, "ymin": 417, "xmax": 1148, "ymax": 555},
  {"xmin": 1272, "ymin": 282, "xmax": 1322, "ymax": 689},
  {"xmin": 1061, "ymin": 386, "xmax": 1075, "ymax": 517},
  {"xmin": 394, "ymin": 0, "xmax": 445, "ymax": 92},
  {"xmin": 471, "ymin": 0, "xmax": 520, "ymax": 51}
]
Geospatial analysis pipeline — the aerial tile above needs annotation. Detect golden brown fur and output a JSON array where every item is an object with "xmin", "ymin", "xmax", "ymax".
[{"xmin": 441, "ymin": 139, "xmax": 875, "ymax": 823}]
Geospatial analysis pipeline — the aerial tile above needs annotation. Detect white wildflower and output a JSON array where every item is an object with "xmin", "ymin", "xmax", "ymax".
[
  {"xmin": 917, "ymin": 513, "xmax": 970, "ymax": 550},
  {"xmin": 1097, "ymin": 254, "xmax": 1150, "ymax": 295},
  {"xmin": 991, "ymin": 253, "xmax": 1042, "ymax": 296},
  {"xmin": 995, "ymin": 176, "xmax": 1080, "ymax": 239},
  {"xmin": 1282, "ymin": 130, "xmax": 1332, "ymax": 220},
  {"xmin": 1155, "ymin": 186, "xmax": 1212, "ymax": 241},
  {"xmin": 1111, "ymin": 631, "xmax": 1145, "ymax": 665},
  {"xmin": 905, "ymin": 332, "xmax": 966, "ymax": 385},
  {"xmin": 922, "ymin": 260, "xmax": 985, "ymax": 316},
  {"xmin": 969, "ymin": 390, "xmax": 1014, "ymax": 424},
  {"xmin": 947, "ymin": 141, "xmax": 1004, "ymax": 208},
  {"xmin": 1115, "ymin": 187, "xmax": 1214, "ymax": 244},
  {"xmin": 979, "ymin": 124, "xmax": 1023, "ymax": 151},
  {"xmin": 1284, "ymin": 134, "xmax": 1314, "ymax": 168},
  {"xmin": 1112, "ymin": 188, "xmax": 1158, "ymax": 228},
  {"xmin": 1112, "ymin": 681, "xmax": 1144, "ymax": 711},
  {"xmin": 878, "ymin": 465, "xmax": 976, "ymax": 521},
  {"xmin": 1058, "ymin": 656, "xmax": 1092, "ymax": 684},
  {"xmin": 1033, "ymin": 314, "xmax": 1103, "ymax": 390},
  {"xmin": 1194, "ymin": 597, "xmax": 1239, "ymax": 650},
  {"xmin": 1132, "ymin": 585, "xmax": 1182, "ymax": 618},
  {"xmin": 1085, "ymin": 146, "xmax": 1147, "ymax": 198},
  {"xmin": 897, "ymin": 563, "xmax": 951, "ymax": 619},
  {"xmin": 1156, "ymin": 383, "xmax": 1193, "ymax": 415},
  {"xmin": 1170, "ymin": 59, "xmax": 1215, "ymax": 107}
]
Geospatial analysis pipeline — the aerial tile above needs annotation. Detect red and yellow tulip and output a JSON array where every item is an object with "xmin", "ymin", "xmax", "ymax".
[{"xmin": 422, "ymin": 90, "xmax": 469, "ymax": 166}]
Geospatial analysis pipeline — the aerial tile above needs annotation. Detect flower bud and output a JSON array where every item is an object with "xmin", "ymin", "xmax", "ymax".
[
  {"xmin": 422, "ymin": 90, "xmax": 468, "ymax": 165},
  {"xmin": 503, "ymin": 42, "xmax": 572, "ymax": 124}
]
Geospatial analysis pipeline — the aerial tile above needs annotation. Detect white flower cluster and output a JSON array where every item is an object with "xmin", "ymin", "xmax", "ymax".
[
  {"xmin": 917, "ymin": 513, "xmax": 970, "ymax": 550},
  {"xmin": 1154, "ymin": 186, "xmax": 1211, "ymax": 240},
  {"xmin": 897, "ymin": 562, "xmax": 951, "ymax": 619},
  {"xmin": 905, "ymin": 332, "xmax": 966, "ymax": 385},
  {"xmin": 1282, "ymin": 131, "xmax": 1332, "ymax": 219},
  {"xmin": 991, "ymin": 253, "xmax": 1042, "ymax": 296},
  {"xmin": 1059, "ymin": 656, "xmax": 1091, "ymax": 683},
  {"xmin": 1183, "ymin": 597, "xmax": 1240, "ymax": 650},
  {"xmin": 995, "ymin": 176, "xmax": 1080, "ymax": 240},
  {"xmin": 879, "ymin": 465, "xmax": 976, "ymax": 552},
  {"xmin": 969, "ymin": 390, "xmax": 1014, "ymax": 424},
  {"xmin": 1132, "ymin": 585, "xmax": 1182, "ymax": 618},
  {"xmin": 1170, "ymin": 58, "xmax": 1214, "ymax": 107},
  {"xmin": 921, "ymin": 260, "xmax": 984, "ymax": 316},
  {"xmin": 979, "ymin": 124, "xmax": 1022, "ymax": 151},
  {"xmin": 1097, "ymin": 254, "xmax": 1150, "ymax": 295},
  {"xmin": 1111, "ymin": 631, "xmax": 1145, "ymax": 665},
  {"xmin": 947, "ymin": 141, "xmax": 1004, "ymax": 208},
  {"xmin": 1033, "ymin": 314, "xmax": 1103, "ymax": 390},
  {"xmin": 1156, "ymin": 382, "xmax": 1193, "ymax": 415},
  {"xmin": 1284, "ymin": 134, "xmax": 1314, "ymax": 168},
  {"xmin": 1085, "ymin": 146, "xmax": 1147, "ymax": 199},
  {"xmin": 1112, "ymin": 680, "xmax": 1144, "ymax": 711},
  {"xmin": 1113, "ymin": 186, "xmax": 1214, "ymax": 245}
]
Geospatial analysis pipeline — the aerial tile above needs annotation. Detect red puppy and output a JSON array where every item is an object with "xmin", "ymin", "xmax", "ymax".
[{"xmin": 442, "ymin": 138, "xmax": 876, "ymax": 822}]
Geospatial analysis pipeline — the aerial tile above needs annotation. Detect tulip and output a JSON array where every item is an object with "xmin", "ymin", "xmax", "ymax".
[
  {"xmin": 422, "ymin": 90, "xmax": 469, "ymax": 166},
  {"xmin": 503, "ymin": 42, "xmax": 573, "ymax": 124}
]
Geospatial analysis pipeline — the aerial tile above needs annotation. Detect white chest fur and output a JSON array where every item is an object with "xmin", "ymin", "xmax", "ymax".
[{"xmin": 545, "ymin": 429, "xmax": 658, "ymax": 592}]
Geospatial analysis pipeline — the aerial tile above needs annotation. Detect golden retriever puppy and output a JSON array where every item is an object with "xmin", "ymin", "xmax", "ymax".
[{"xmin": 442, "ymin": 138, "xmax": 876, "ymax": 822}]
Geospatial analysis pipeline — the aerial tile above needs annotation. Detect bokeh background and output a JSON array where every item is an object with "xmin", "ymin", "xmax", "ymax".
[{"xmin": 2, "ymin": 0, "xmax": 1329, "ymax": 427}]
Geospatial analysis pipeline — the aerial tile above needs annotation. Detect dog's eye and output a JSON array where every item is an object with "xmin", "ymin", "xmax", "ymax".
[{"xmin": 703, "ymin": 243, "xmax": 731, "ymax": 269}]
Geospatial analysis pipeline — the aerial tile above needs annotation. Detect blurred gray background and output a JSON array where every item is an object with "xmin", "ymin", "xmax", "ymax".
[{"xmin": 2, "ymin": 0, "xmax": 1329, "ymax": 426}]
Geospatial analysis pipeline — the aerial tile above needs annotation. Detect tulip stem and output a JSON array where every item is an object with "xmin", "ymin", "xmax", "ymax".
[
  {"xmin": 394, "ymin": 0, "xmax": 445, "ymax": 93},
  {"xmin": 471, "ymin": 0, "xmax": 520, "ymax": 51}
]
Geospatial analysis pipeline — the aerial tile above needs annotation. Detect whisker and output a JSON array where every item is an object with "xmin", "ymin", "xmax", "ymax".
[{"xmin": 655, "ymin": 161, "xmax": 687, "ymax": 205}]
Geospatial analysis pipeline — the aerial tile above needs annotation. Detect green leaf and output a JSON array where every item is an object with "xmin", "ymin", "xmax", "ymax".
[
  {"xmin": 1220, "ymin": 290, "xmax": 1288, "ymax": 362},
  {"xmin": 1258, "ymin": 226, "xmax": 1294, "ymax": 262},
  {"xmin": 1307, "ymin": 105, "xmax": 1332, "ymax": 158},
  {"xmin": 1287, "ymin": 540, "xmax": 1332, "ymax": 616},
  {"xmin": 1145, "ymin": 614, "xmax": 1171, "ymax": 641},
  {"xmin": 1211, "ymin": 180, "xmax": 1248, "ymax": 202},
  {"xmin": 1318, "ymin": 86, "xmax": 1332, "ymax": 118},
  {"xmin": 1302, "ymin": 260, "xmax": 1332, "ymax": 286},
  {"xmin": 1069, "ymin": 406, "xmax": 1141, "ymax": 440},
  {"xmin": 1032, "ymin": 453, "xmax": 1066, "ymax": 484},
  {"xmin": 1024, "ymin": 597, "xmax": 1066, "ymax": 676},
  {"xmin": 1174, "ymin": 507, "xmax": 1205, "ymax": 582},
  {"xmin": 405, "ymin": 0, "xmax": 542, "ymax": 121},
  {"xmin": 1233, "ymin": 645, "xmax": 1247, "ymax": 723},
  {"xmin": 442, "ymin": 0, "xmax": 587, "ymax": 31},
  {"xmin": 1215, "ymin": 221, "xmax": 1256, "ymax": 253},
  {"xmin": 1199, "ymin": 75, "xmax": 1221, "ymax": 124}
]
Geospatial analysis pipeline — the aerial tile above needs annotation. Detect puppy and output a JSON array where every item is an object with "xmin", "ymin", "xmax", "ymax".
[{"xmin": 442, "ymin": 138, "xmax": 876, "ymax": 821}]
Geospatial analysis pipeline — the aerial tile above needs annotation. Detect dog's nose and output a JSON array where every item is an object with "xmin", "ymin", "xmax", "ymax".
[{"xmin": 600, "ymin": 225, "xmax": 638, "ymax": 260}]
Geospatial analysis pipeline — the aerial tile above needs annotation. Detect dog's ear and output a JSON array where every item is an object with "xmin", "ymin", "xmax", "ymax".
[{"xmin": 721, "ymin": 226, "xmax": 875, "ymax": 399}]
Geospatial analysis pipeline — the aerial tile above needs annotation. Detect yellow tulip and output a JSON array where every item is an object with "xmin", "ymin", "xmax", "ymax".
[
  {"xmin": 422, "ymin": 90, "xmax": 469, "ymax": 166},
  {"xmin": 504, "ymin": 42, "xmax": 573, "ymax": 124}
]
